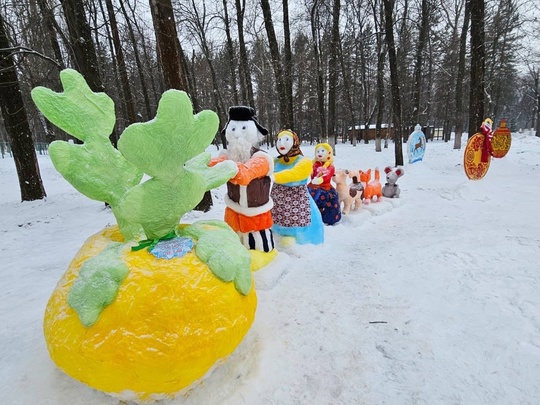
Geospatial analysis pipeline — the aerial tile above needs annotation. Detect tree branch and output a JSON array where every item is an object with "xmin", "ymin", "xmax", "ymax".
[{"xmin": 0, "ymin": 46, "xmax": 62, "ymax": 68}]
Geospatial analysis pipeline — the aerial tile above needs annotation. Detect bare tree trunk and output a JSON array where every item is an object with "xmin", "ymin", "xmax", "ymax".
[
  {"xmin": 295, "ymin": 38, "xmax": 306, "ymax": 140},
  {"xmin": 373, "ymin": 0, "xmax": 386, "ymax": 152},
  {"xmin": 311, "ymin": 0, "xmax": 327, "ymax": 141},
  {"xmin": 260, "ymin": 0, "xmax": 290, "ymax": 129},
  {"xmin": 361, "ymin": 47, "xmax": 369, "ymax": 144},
  {"xmin": 537, "ymin": 89, "xmax": 540, "ymax": 137},
  {"xmin": 327, "ymin": 0, "xmax": 340, "ymax": 150},
  {"xmin": 337, "ymin": 39, "xmax": 355, "ymax": 148},
  {"xmin": 149, "ymin": 0, "xmax": 211, "ymax": 212},
  {"xmin": 411, "ymin": 0, "xmax": 430, "ymax": 127},
  {"xmin": 397, "ymin": 0, "xmax": 410, "ymax": 129},
  {"xmin": 119, "ymin": 0, "xmax": 151, "ymax": 120},
  {"xmin": 149, "ymin": 0, "xmax": 187, "ymax": 91},
  {"xmin": 222, "ymin": 0, "xmax": 239, "ymax": 105},
  {"xmin": 35, "ymin": 0, "xmax": 65, "ymax": 141},
  {"xmin": 61, "ymin": 0, "xmax": 104, "ymax": 92},
  {"xmin": 97, "ymin": 0, "xmax": 125, "ymax": 133},
  {"xmin": 235, "ymin": 0, "xmax": 254, "ymax": 106},
  {"xmin": 0, "ymin": 12, "xmax": 47, "ymax": 201},
  {"xmin": 178, "ymin": 41, "xmax": 199, "ymax": 111},
  {"xmin": 283, "ymin": 0, "xmax": 294, "ymax": 128},
  {"xmin": 61, "ymin": 0, "xmax": 117, "ymax": 146},
  {"xmin": 453, "ymin": 0, "xmax": 470, "ymax": 149},
  {"xmin": 104, "ymin": 0, "xmax": 136, "ymax": 124},
  {"xmin": 468, "ymin": 0, "xmax": 485, "ymax": 137},
  {"xmin": 189, "ymin": 50, "xmax": 201, "ymax": 111},
  {"xmin": 534, "ymin": 71, "xmax": 540, "ymax": 137},
  {"xmin": 383, "ymin": 0, "xmax": 404, "ymax": 166},
  {"xmin": 36, "ymin": 0, "xmax": 66, "ymax": 69}
]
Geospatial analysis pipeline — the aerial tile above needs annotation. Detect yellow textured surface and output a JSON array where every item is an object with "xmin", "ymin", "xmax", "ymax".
[
  {"xmin": 274, "ymin": 156, "xmax": 313, "ymax": 184},
  {"xmin": 43, "ymin": 226, "xmax": 257, "ymax": 399}
]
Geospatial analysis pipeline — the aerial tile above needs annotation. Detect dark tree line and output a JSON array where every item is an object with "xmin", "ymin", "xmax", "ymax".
[{"xmin": 0, "ymin": 0, "xmax": 536, "ymax": 201}]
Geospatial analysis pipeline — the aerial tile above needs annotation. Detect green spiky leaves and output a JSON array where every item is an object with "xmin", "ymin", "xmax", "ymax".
[{"xmin": 31, "ymin": 69, "xmax": 237, "ymax": 240}]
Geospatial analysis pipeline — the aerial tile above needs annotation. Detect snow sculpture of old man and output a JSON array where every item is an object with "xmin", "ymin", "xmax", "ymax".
[{"xmin": 211, "ymin": 106, "xmax": 276, "ymax": 258}]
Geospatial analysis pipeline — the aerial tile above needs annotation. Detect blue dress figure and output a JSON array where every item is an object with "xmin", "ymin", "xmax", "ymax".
[
  {"xmin": 270, "ymin": 129, "xmax": 324, "ymax": 245},
  {"xmin": 307, "ymin": 143, "xmax": 341, "ymax": 225}
]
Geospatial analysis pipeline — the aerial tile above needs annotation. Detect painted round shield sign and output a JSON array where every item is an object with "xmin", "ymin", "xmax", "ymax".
[{"xmin": 464, "ymin": 132, "xmax": 491, "ymax": 180}]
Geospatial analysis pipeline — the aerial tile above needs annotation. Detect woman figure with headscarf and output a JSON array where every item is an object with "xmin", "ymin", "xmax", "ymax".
[
  {"xmin": 307, "ymin": 143, "xmax": 342, "ymax": 225},
  {"xmin": 270, "ymin": 130, "xmax": 324, "ymax": 245}
]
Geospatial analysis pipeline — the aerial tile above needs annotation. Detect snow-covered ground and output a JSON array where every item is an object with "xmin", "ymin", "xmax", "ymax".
[{"xmin": 1, "ymin": 132, "xmax": 539, "ymax": 404}]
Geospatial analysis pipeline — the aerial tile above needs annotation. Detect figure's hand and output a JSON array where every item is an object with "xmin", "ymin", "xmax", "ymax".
[
  {"xmin": 229, "ymin": 162, "xmax": 251, "ymax": 186},
  {"xmin": 311, "ymin": 176, "xmax": 323, "ymax": 185},
  {"xmin": 229, "ymin": 156, "xmax": 270, "ymax": 186},
  {"xmin": 208, "ymin": 156, "xmax": 227, "ymax": 167}
]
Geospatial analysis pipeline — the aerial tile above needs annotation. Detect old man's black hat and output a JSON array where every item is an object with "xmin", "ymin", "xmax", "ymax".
[{"xmin": 222, "ymin": 106, "xmax": 269, "ymax": 136}]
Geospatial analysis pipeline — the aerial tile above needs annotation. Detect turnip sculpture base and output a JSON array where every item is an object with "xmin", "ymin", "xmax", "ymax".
[{"xmin": 44, "ymin": 226, "xmax": 257, "ymax": 401}]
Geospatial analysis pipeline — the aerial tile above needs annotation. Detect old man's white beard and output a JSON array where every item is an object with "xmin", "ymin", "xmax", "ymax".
[{"xmin": 227, "ymin": 136, "xmax": 255, "ymax": 163}]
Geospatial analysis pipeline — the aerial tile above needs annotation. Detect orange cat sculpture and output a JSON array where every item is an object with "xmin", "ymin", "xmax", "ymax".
[{"xmin": 359, "ymin": 168, "xmax": 382, "ymax": 203}]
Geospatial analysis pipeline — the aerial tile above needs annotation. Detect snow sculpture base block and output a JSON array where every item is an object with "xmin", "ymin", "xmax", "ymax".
[{"xmin": 43, "ymin": 226, "xmax": 257, "ymax": 401}]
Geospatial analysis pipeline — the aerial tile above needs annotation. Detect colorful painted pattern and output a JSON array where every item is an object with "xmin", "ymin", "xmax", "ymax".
[
  {"xmin": 492, "ymin": 120, "xmax": 512, "ymax": 159},
  {"xmin": 464, "ymin": 133, "xmax": 491, "ymax": 180},
  {"xmin": 271, "ymin": 184, "xmax": 311, "ymax": 227},
  {"xmin": 308, "ymin": 186, "xmax": 341, "ymax": 225}
]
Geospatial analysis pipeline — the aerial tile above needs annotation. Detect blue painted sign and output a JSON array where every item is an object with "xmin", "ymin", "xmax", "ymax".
[{"xmin": 407, "ymin": 124, "xmax": 426, "ymax": 163}]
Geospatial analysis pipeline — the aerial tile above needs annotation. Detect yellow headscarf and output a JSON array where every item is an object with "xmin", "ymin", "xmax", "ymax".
[{"xmin": 313, "ymin": 143, "xmax": 334, "ymax": 168}]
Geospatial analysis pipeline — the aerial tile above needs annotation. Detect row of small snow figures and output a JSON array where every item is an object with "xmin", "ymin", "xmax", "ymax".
[{"xmin": 330, "ymin": 166, "xmax": 404, "ymax": 214}]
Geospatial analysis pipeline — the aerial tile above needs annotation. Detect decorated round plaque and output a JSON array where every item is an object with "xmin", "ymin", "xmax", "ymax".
[
  {"xmin": 491, "ymin": 119, "xmax": 512, "ymax": 158},
  {"xmin": 464, "ymin": 132, "xmax": 491, "ymax": 180}
]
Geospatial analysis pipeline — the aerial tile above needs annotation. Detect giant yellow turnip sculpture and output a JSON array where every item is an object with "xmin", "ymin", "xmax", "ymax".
[{"xmin": 32, "ymin": 69, "xmax": 256, "ymax": 401}]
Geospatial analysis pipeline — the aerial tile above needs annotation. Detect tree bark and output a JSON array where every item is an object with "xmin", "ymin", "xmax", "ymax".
[
  {"xmin": 119, "ymin": 0, "xmax": 151, "ymax": 120},
  {"xmin": 0, "ymin": 12, "xmax": 47, "ymax": 201},
  {"xmin": 149, "ymin": 0, "xmax": 187, "ymax": 91},
  {"xmin": 468, "ymin": 0, "xmax": 485, "ymax": 137},
  {"xmin": 282, "ymin": 0, "xmax": 294, "ymax": 128},
  {"xmin": 360, "ymin": 42, "xmax": 369, "ymax": 144},
  {"xmin": 453, "ymin": 0, "xmax": 470, "ymax": 149},
  {"xmin": 60, "ymin": 0, "xmax": 104, "ymax": 92},
  {"xmin": 104, "ymin": 0, "xmax": 136, "ymax": 124},
  {"xmin": 411, "ymin": 0, "xmax": 430, "ymax": 127},
  {"xmin": 222, "ymin": 0, "xmax": 239, "ymax": 105},
  {"xmin": 149, "ymin": 0, "xmax": 212, "ymax": 212},
  {"xmin": 327, "ymin": 0, "xmax": 340, "ymax": 150},
  {"xmin": 311, "ymin": 0, "xmax": 327, "ymax": 141},
  {"xmin": 61, "ymin": 0, "xmax": 115, "ymax": 144},
  {"xmin": 372, "ymin": 0, "xmax": 386, "ymax": 152},
  {"xmin": 260, "ymin": 0, "xmax": 290, "ymax": 129},
  {"xmin": 235, "ymin": 0, "xmax": 254, "ymax": 106},
  {"xmin": 337, "ymin": 38, "xmax": 356, "ymax": 148},
  {"xmin": 383, "ymin": 0, "xmax": 404, "ymax": 166},
  {"xmin": 36, "ymin": 0, "xmax": 66, "ymax": 70}
]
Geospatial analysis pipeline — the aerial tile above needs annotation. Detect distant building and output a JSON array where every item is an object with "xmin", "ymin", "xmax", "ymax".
[
  {"xmin": 347, "ymin": 124, "xmax": 444, "ymax": 141},
  {"xmin": 347, "ymin": 124, "xmax": 394, "ymax": 141}
]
